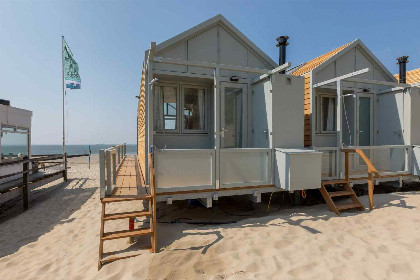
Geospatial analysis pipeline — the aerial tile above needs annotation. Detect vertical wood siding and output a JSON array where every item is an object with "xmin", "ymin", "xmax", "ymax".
[
  {"xmin": 304, "ymin": 74, "xmax": 311, "ymax": 147},
  {"xmin": 137, "ymin": 62, "xmax": 146, "ymax": 183}
]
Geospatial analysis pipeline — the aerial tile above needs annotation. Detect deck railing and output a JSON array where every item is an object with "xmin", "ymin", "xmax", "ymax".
[
  {"xmin": 314, "ymin": 145, "xmax": 412, "ymax": 180},
  {"xmin": 99, "ymin": 144, "xmax": 127, "ymax": 198},
  {"xmin": 0, "ymin": 154, "xmax": 68, "ymax": 210}
]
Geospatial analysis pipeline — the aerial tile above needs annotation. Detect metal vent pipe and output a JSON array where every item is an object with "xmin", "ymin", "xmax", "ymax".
[
  {"xmin": 276, "ymin": 36, "xmax": 289, "ymax": 74},
  {"xmin": 397, "ymin": 56, "xmax": 409, "ymax": 83}
]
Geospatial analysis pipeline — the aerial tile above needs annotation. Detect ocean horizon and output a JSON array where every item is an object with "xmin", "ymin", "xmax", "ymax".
[{"xmin": 2, "ymin": 144, "xmax": 137, "ymax": 156}]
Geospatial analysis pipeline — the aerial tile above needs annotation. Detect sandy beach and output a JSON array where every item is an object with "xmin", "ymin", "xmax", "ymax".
[{"xmin": 1, "ymin": 155, "xmax": 420, "ymax": 280}]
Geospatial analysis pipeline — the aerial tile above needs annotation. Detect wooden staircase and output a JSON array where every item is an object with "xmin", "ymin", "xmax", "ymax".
[
  {"xmin": 320, "ymin": 179, "xmax": 364, "ymax": 216},
  {"xmin": 98, "ymin": 194, "xmax": 157, "ymax": 269}
]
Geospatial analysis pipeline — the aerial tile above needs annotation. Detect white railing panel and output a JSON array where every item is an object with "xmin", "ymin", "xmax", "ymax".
[
  {"xmin": 220, "ymin": 148, "xmax": 272, "ymax": 188},
  {"xmin": 154, "ymin": 149, "xmax": 215, "ymax": 192}
]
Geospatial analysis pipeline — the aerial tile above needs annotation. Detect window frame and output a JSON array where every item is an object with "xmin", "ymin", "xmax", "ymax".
[
  {"xmin": 153, "ymin": 83, "xmax": 180, "ymax": 133},
  {"xmin": 181, "ymin": 84, "xmax": 208, "ymax": 134},
  {"xmin": 318, "ymin": 94, "xmax": 337, "ymax": 134}
]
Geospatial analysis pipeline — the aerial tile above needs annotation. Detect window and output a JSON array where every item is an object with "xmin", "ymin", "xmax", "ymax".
[
  {"xmin": 153, "ymin": 83, "xmax": 208, "ymax": 134},
  {"xmin": 321, "ymin": 96, "xmax": 336, "ymax": 132},
  {"xmin": 183, "ymin": 87, "xmax": 205, "ymax": 132},
  {"xmin": 1, "ymin": 126, "xmax": 29, "ymax": 163},
  {"xmin": 153, "ymin": 85, "xmax": 178, "ymax": 131}
]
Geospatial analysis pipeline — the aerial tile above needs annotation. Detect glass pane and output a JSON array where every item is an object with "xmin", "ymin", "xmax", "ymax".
[
  {"xmin": 153, "ymin": 86, "xmax": 177, "ymax": 130},
  {"xmin": 224, "ymin": 87, "xmax": 243, "ymax": 148},
  {"xmin": 358, "ymin": 97, "xmax": 371, "ymax": 146},
  {"xmin": 342, "ymin": 95, "xmax": 355, "ymax": 146},
  {"xmin": 322, "ymin": 97, "xmax": 336, "ymax": 131},
  {"xmin": 1, "ymin": 130, "xmax": 29, "ymax": 162},
  {"xmin": 184, "ymin": 88, "xmax": 205, "ymax": 130}
]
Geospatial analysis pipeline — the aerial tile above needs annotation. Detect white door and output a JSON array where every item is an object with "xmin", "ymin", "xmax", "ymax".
[
  {"xmin": 252, "ymin": 83, "xmax": 272, "ymax": 148},
  {"xmin": 220, "ymin": 83, "xmax": 247, "ymax": 148}
]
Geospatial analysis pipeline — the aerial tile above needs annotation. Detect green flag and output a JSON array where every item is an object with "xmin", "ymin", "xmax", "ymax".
[{"xmin": 63, "ymin": 39, "xmax": 81, "ymax": 89}]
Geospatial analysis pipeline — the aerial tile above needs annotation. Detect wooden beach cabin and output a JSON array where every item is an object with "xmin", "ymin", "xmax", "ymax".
[
  {"xmin": 98, "ymin": 15, "xmax": 324, "ymax": 266},
  {"xmin": 136, "ymin": 14, "xmax": 325, "ymax": 204},
  {"xmin": 288, "ymin": 41, "xmax": 420, "ymax": 211},
  {"xmin": 97, "ymin": 15, "xmax": 420, "ymax": 266}
]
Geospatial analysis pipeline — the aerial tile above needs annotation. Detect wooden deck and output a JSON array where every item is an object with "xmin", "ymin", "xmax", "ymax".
[{"xmin": 112, "ymin": 156, "xmax": 145, "ymax": 197}]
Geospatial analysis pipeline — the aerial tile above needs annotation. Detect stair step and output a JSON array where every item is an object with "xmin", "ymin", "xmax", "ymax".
[
  {"xmin": 322, "ymin": 179, "xmax": 348, "ymax": 186},
  {"xmin": 102, "ymin": 228, "xmax": 153, "ymax": 241},
  {"xmin": 329, "ymin": 191, "xmax": 355, "ymax": 198},
  {"xmin": 336, "ymin": 202, "xmax": 364, "ymax": 211},
  {"xmin": 103, "ymin": 211, "xmax": 151, "ymax": 221},
  {"xmin": 101, "ymin": 195, "xmax": 151, "ymax": 203}
]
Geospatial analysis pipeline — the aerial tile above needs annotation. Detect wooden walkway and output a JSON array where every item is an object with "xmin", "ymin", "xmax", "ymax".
[{"xmin": 112, "ymin": 156, "xmax": 142, "ymax": 197}]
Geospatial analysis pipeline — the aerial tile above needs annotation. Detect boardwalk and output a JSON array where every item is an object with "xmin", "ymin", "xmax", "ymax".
[{"xmin": 112, "ymin": 156, "xmax": 140, "ymax": 196}]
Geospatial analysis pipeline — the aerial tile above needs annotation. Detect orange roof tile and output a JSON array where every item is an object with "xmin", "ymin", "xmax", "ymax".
[
  {"xmin": 291, "ymin": 42, "xmax": 353, "ymax": 76},
  {"xmin": 394, "ymin": 68, "xmax": 420, "ymax": 84}
]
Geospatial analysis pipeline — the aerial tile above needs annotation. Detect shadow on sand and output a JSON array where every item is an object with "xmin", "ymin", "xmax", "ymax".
[
  {"xmin": 0, "ymin": 177, "xmax": 96, "ymax": 258},
  {"xmin": 152, "ymin": 190, "xmax": 419, "ymax": 253}
]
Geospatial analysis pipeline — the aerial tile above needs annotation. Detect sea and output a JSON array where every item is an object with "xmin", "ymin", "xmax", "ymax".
[{"xmin": 2, "ymin": 144, "xmax": 137, "ymax": 156}]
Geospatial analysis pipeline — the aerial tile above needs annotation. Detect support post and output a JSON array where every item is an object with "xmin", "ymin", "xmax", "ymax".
[
  {"xmin": 99, "ymin": 149, "xmax": 106, "ymax": 198},
  {"xmin": 112, "ymin": 152, "xmax": 117, "ymax": 186},
  {"xmin": 22, "ymin": 156, "xmax": 29, "ymax": 211},
  {"xmin": 345, "ymin": 151, "xmax": 349, "ymax": 183},
  {"xmin": 368, "ymin": 171, "xmax": 374, "ymax": 210},
  {"xmin": 336, "ymin": 80, "xmax": 343, "ymax": 178},
  {"xmin": 149, "ymin": 152, "xmax": 157, "ymax": 253},
  {"xmin": 106, "ymin": 150, "xmax": 112, "ymax": 195}
]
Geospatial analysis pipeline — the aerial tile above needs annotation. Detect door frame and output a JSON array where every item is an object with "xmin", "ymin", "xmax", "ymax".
[{"xmin": 220, "ymin": 82, "xmax": 248, "ymax": 149}]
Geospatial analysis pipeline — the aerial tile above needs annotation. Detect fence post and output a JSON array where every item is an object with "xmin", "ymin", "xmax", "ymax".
[
  {"xmin": 22, "ymin": 157, "xmax": 29, "ymax": 211},
  {"xmin": 106, "ymin": 150, "xmax": 112, "ymax": 196},
  {"xmin": 112, "ymin": 152, "xmax": 117, "ymax": 186},
  {"xmin": 99, "ymin": 149, "xmax": 105, "ymax": 198},
  {"xmin": 63, "ymin": 153, "xmax": 68, "ymax": 182},
  {"xmin": 117, "ymin": 146, "xmax": 121, "ymax": 165}
]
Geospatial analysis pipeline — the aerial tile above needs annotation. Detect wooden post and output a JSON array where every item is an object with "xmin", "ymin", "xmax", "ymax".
[
  {"xmin": 112, "ymin": 152, "xmax": 117, "ymax": 186},
  {"xmin": 22, "ymin": 156, "xmax": 29, "ymax": 211},
  {"xmin": 63, "ymin": 153, "xmax": 68, "ymax": 182},
  {"xmin": 345, "ymin": 151, "xmax": 349, "ymax": 183},
  {"xmin": 368, "ymin": 171, "xmax": 374, "ymax": 210}
]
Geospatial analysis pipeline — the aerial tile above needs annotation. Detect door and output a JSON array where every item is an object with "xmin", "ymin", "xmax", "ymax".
[
  {"xmin": 220, "ymin": 83, "xmax": 247, "ymax": 148},
  {"xmin": 356, "ymin": 93, "xmax": 373, "ymax": 168}
]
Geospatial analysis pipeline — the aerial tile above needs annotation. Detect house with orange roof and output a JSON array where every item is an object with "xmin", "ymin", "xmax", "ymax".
[{"xmin": 288, "ymin": 39, "xmax": 420, "ymax": 183}]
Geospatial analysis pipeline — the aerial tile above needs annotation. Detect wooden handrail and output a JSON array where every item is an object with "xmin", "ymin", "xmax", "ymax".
[{"xmin": 341, "ymin": 148, "xmax": 381, "ymax": 210}]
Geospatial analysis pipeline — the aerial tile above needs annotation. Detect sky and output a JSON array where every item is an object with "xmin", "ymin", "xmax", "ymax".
[{"xmin": 1, "ymin": 0, "xmax": 419, "ymax": 145}]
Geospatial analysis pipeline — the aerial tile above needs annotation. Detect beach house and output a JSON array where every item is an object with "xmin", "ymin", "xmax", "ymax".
[
  {"xmin": 97, "ymin": 15, "xmax": 420, "ymax": 266},
  {"xmin": 0, "ymin": 100, "xmax": 32, "ymax": 184}
]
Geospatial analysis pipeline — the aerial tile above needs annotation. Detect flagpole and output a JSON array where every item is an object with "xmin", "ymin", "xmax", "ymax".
[{"xmin": 62, "ymin": 36, "xmax": 66, "ymax": 158}]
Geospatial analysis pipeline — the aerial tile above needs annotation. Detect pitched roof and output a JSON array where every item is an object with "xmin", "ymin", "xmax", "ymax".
[
  {"xmin": 394, "ymin": 68, "xmax": 420, "ymax": 84},
  {"xmin": 155, "ymin": 14, "xmax": 277, "ymax": 69},
  {"xmin": 290, "ymin": 41, "xmax": 353, "ymax": 76}
]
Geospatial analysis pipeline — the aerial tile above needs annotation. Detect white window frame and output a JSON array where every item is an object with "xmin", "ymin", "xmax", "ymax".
[
  {"xmin": 181, "ymin": 84, "xmax": 208, "ymax": 134},
  {"xmin": 318, "ymin": 94, "xmax": 337, "ymax": 134},
  {"xmin": 153, "ymin": 83, "xmax": 180, "ymax": 133}
]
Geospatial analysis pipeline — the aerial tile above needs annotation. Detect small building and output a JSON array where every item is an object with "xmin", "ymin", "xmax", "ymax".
[
  {"xmin": 289, "ymin": 40, "xmax": 420, "ymax": 181},
  {"xmin": 0, "ymin": 100, "xmax": 32, "ymax": 184},
  {"xmin": 135, "ymin": 14, "xmax": 324, "ymax": 205}
]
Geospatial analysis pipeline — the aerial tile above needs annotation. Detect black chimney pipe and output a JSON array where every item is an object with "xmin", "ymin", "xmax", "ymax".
[
  {"xmin": 276, "ymin": 36, "xmax": 289, "ymax": 74},
  {"xmin": 397, "ymin": 56, "xmax": 409, "ymax": 83}
]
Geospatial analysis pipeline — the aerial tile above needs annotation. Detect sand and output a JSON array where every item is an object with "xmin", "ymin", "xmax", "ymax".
[{"xmin": 1, "ymin": 155, "xmax": 420, "ymax": 280}]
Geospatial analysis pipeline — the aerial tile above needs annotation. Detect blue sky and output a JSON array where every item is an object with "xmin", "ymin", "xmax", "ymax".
[{"xmin": 1, "ymin": 0, "xmax": 419, "ymax": 145}]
